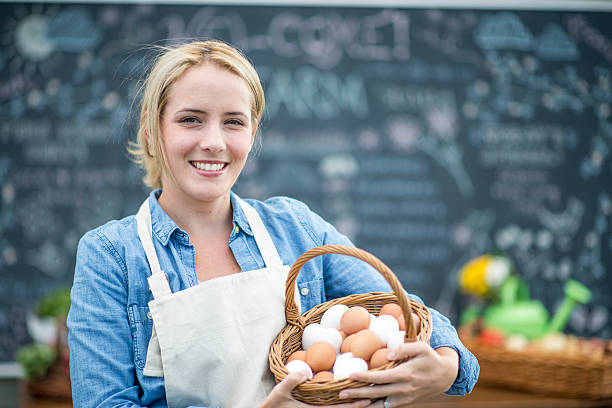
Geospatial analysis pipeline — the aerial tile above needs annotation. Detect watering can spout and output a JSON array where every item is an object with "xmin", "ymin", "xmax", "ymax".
[{"xmin": 546, "ymin": 279, "xmax": 591, "ymax": 334}]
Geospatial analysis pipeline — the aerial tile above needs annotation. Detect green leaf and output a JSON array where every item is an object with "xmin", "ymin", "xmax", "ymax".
[
  {"xmin": 16, "ymin": 344, "xmax": 56, "ymax": 381},
  {"xmin": 35, "ymin": 287, "xmax": 71, "ymax": 319}
]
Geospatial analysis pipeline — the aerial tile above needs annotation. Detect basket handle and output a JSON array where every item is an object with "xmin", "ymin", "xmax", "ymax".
[{"xmin": 284, "ymin": 244, "xmax": 417, "ymax": 340}]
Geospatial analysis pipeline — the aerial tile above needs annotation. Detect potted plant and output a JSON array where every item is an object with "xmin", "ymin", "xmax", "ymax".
[{"xmin": 16, "ymin": 286, "xmax": 71, "ymax": 400}]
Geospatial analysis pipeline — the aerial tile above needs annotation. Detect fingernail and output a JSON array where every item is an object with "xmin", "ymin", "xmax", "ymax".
[
  {"xmin": 387, "ymin": 352, "xmax": 396, "ymax": 360},
  {"xmin": 339, "ymin": 391, "xmax": 348, "ymax": 398}
]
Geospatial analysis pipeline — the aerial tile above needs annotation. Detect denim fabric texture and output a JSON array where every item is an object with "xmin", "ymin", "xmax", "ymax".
[{"xmin": 67, "ymin": 189, "xmax": 479, "ymax": 408}]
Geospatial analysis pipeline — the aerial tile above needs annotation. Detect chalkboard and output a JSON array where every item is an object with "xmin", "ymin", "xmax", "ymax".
[{"xmin": 1, "ymin": 2, "xmax": 611, "ymax": 362}]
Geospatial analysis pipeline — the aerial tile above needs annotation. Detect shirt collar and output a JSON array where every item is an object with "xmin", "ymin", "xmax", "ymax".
[
  {"xmin": 147, "ymin": 189, "xmax": 253, "ymax": 246},
  {"xmin": 230, "ymin": 191, "xmax": 253, "ymax": 237}
]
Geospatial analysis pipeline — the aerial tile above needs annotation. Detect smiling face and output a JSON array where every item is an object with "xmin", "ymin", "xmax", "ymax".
[{"xmin": 158, "ymin": 62, "xmax": 255, "ymax": 207}]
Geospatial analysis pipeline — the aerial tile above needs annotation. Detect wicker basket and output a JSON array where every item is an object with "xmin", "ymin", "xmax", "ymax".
[
  {"xmin": 461, "ymin": 336, "xmax": 612, "ymax": 399},
  {"xmin": 26, "ymin": 360, "xmax": 72, "ymax": 400},
  {"xmin": 269, "ymin": 244, "xmax": 432, "ymax": 405}
]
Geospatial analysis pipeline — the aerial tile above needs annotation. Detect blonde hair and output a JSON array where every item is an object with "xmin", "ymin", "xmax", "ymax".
[{"xmin": 127, "ymin": 40, "xmax": 265, "ymax": 189}]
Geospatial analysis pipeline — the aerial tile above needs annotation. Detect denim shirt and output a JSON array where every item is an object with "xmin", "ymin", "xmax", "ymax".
[{"xmin": 67, "ymin": 189, "xmax": 479, "ymax": 408}]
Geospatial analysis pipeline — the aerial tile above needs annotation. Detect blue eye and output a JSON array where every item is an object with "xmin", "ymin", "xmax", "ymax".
[
  {"xmin": 226, "ymin": 119, "xmax": 244, "ymax": 126},
  {"xmin": 180, "ymin": 117, "xmax": 199, "ymax": 124}
]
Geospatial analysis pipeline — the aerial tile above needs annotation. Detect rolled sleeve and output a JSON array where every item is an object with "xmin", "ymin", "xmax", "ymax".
[{"xmin": 408, "ymin": 294, "xmax": 479, "ymax": 395}]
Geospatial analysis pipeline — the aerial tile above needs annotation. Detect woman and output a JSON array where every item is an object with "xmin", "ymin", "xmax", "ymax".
[{"xmin": 67, "ymin": 40, "xmax": 478, "ymax": 408}]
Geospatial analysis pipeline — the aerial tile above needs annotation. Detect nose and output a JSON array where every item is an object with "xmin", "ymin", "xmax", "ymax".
[{"xmin": 198, "ymin": 123, "xmax": 226, "ymax": 152}]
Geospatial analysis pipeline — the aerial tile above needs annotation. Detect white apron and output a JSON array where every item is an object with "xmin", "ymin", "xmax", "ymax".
[{"xmin": 136, "ymin": 197, "xmax": 299, "ymax": 408}]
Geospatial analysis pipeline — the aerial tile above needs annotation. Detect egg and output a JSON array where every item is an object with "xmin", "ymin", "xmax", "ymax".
[
  {"xmin": 379, "ymin": 303, "xmax": 402, "ymax": 318},
  {"xmin": 285, "ymin": 360, "xmax": 313, "ymax": 379},
  {"xmin": 397, "ymin": 314, "xmax": 406, "ymax": 331},
  {"xmin": 287, "ymin": 350, "xmax": 306, "ymax": 363},
  {"xmin": 333, "ymin": 356, "xmax": 368, "ymax": 380},
  {"xmin": 320, "ymin": 304, "xmax": 349, "ymax": 330},
  {"xmin": 313, "ymin": 371, "xmax": 334, "ymax": 381},
  {"xmin": 369, "ymin": 347, "xmax": 392, "ymax": 369},
  {"xmin": 350, "ymin": 329, "xmax": 382, "ymax": 360},
  {"xmin": 302, "ymin": 323, "xmax": 325, "ymax": 350},
  {"xmin": 318, "ymin": 327, "xmax": 343, "ymax": 353},
  {"xmin": 336, "ymin": 352, "xmax": 354, "ymax": 361},
  {"xmin": 305, "ymin": 341, "xmax": 336, "ymax": 372},
  {"xmin": 340, "ymin": 333, "xmax": 357, "ymax": 353},
  {"xmin": 387, "ymin": 330, "xmax": 405, "ymax": 350},
  {"xmin": 340, "ymin": 306, "xmax": 370, "ymax": 335},
  {"xmin": 369, "ymin": 314, "xmax": 400, "ymax": 346}
]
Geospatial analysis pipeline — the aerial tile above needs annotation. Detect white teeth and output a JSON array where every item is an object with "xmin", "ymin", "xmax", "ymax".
[{"xmin": 192, "ymin": 162, "xmax": 224, "ymax": 171}]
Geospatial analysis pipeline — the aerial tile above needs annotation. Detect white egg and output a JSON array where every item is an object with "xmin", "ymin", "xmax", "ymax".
[
  {"xmin": 333, "ymin": 357, "xmax": 368, "ymax": 380},
  {"xmin": 336, "ymin": 352, "xmax": 354, "ymax": 362},
  {"xmin": 387, "ymin": 330, "xmax": 406, "ymax": 350},
  {"xmin": 320, "ymin": 304, "xmax": 349, "ymax": 330},
  {"xmin": 369, "ymin": 319, "xmax": 387, "ymax": 345},
  {"xmin": 317, "ymin": 327, "xmax": 343, "ymax": 353},
  {"xmin": 377, "ymin": 314, "xmax": 400, "ymax": 332},
  {"xmin": 369, "ymin": 314, "xmax": 377, "ymax": 326},
  {"xmin": 302, "ymin": 323, "xmax": 325, "ymax": 350},
  {"xmin": 285, "ymin": 360, "xmax": 313, "ymax": 379},
  {"xmin": 369, "ymin": 314, "xmax": 400, "ymax": 346}
]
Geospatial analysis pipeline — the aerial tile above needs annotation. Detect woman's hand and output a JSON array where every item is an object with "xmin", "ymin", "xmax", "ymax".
[
  {"xmin": 336, "ymin": 342, "xmax": 459, "ymax": 407},
  {"xmin": 259, "ymin": 371, "xmax": 371, "ymax": 408}
]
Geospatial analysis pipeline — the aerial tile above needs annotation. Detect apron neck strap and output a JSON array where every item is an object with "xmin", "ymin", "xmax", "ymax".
[
  {"xmin": 237, "ymin": 198, "xmax": 283, "ymax": 268},
  {"xmin": 136, "ymin": 199, "xmax": 172, "ymax": 299}
]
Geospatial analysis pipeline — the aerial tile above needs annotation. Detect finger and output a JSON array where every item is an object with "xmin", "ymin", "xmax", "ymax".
[
  {"xmin": 411, "ymin": 312, "xmax": 420, "ymax": 334},
  {"xmin": 338, "ymin": 383, "xmax": 406, "ymax": 400},
  {"xmin": 387, "ymin": 340, "xmax": 429, "ymax": 360},
  {"xmin": 274, "ymin": 371, "xmax": 310, "ymax": 395},
  {"xmin": 348, "ymin": 364, "xmax": 412, "ymax": 385}
]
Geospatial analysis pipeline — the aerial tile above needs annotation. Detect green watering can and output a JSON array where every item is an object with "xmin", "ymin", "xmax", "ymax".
[{"xmin": 483, "ymin": 276, "xmax": 591, "ymax": 340}]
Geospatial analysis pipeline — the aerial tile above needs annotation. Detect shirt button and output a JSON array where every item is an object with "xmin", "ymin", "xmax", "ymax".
[
  {"xmin": 234, "ymin": 226, "xmax": 240, "ymax": 234},
  {"xmin": 300, "ymin": 287, "xmax": 309, "ymax": 296},
  {"xmin": 146, "ymin": 311, "xmax": 153, "ymax": 320}
]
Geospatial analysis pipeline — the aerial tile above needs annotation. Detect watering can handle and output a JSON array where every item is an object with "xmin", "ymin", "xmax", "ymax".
[
  {"xmin": 499, "ymin": 275, "xmax": 519, "ymax": 305},
  {"xmin": 547, "ymin": 279, "xmax": 592, "ymax": 334}
]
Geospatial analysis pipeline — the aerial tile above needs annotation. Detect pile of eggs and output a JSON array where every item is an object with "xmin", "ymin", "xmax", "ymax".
[{"xmin": 284, "ymin": 303, "xmax": 410, "ymax": 381}]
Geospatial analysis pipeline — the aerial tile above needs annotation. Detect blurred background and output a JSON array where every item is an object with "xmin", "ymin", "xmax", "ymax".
[{"xmin": 0, "ymin": 0, "xmax": 611, "ymax": 404}]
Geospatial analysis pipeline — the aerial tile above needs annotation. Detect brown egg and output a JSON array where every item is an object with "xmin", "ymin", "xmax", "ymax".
[
  {"xmin": 339, "ymin": 330, "xmax": 347, "ymax": 341},
  {"xmin": 287, "ymin": 350, "xmax": 306, "ymax": 363},
  {"xmin": 340, "ymin": 333, "xmax": 357, "ymax": 353},
  {"xmin": 305, "ymin": 342, "xmax": 336, "ymax": 372},
  {"xmin": 313, "ymin": 371, "xmax": 334, "ymax": 381},
  {"xmin": 340, "ymin": 306, "xmax": 370, "ymax": 335},
  {"xmin": 397, "ymin": 314, "xmax": 406, "ymax": 331},
  {"xmin": 369, "ymin": 348, "xmax": 392, "ymax": 369},
  {"xmin": 350, "ymin": 329, "xmax": 382, "ymax": 360},
  {"xmin": 379, "ymin": 303, "xmax": 402, "ymax": 318}
]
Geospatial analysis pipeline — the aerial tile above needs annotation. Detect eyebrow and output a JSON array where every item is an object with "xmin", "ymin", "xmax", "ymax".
[{"xmin": 176, "ymin": 108, "xmax": 249, "ymax": 118}]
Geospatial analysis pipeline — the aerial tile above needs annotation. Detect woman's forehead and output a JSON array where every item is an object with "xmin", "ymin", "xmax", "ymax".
[{"xmin": 165, "ymin": 64, "xmax": 252, "ymax": 111}]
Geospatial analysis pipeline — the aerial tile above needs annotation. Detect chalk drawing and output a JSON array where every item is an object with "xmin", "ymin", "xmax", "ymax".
[
  {"xmin": 14, "ymin": 14, "xmax": 54, "ymax": 61},
  {"xmin": 474, "ymin": 12, "xmax": 534, "ymax": 51},
  {"xmin": 48, "ymin": 7, "xmax": 100, "ymax": 52},
  {"xmin": 536, "ymin": 23, "xmax": 579, "ymax": 61}
]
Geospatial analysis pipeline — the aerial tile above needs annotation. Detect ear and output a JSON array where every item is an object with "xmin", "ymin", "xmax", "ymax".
[
  {"xmin": 249, "ymin": 122, "xmax": 258, "ymax": 149},
  {"xmin": 144, "ymin": 129, "xmax": 155, "ymax": 157}
]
